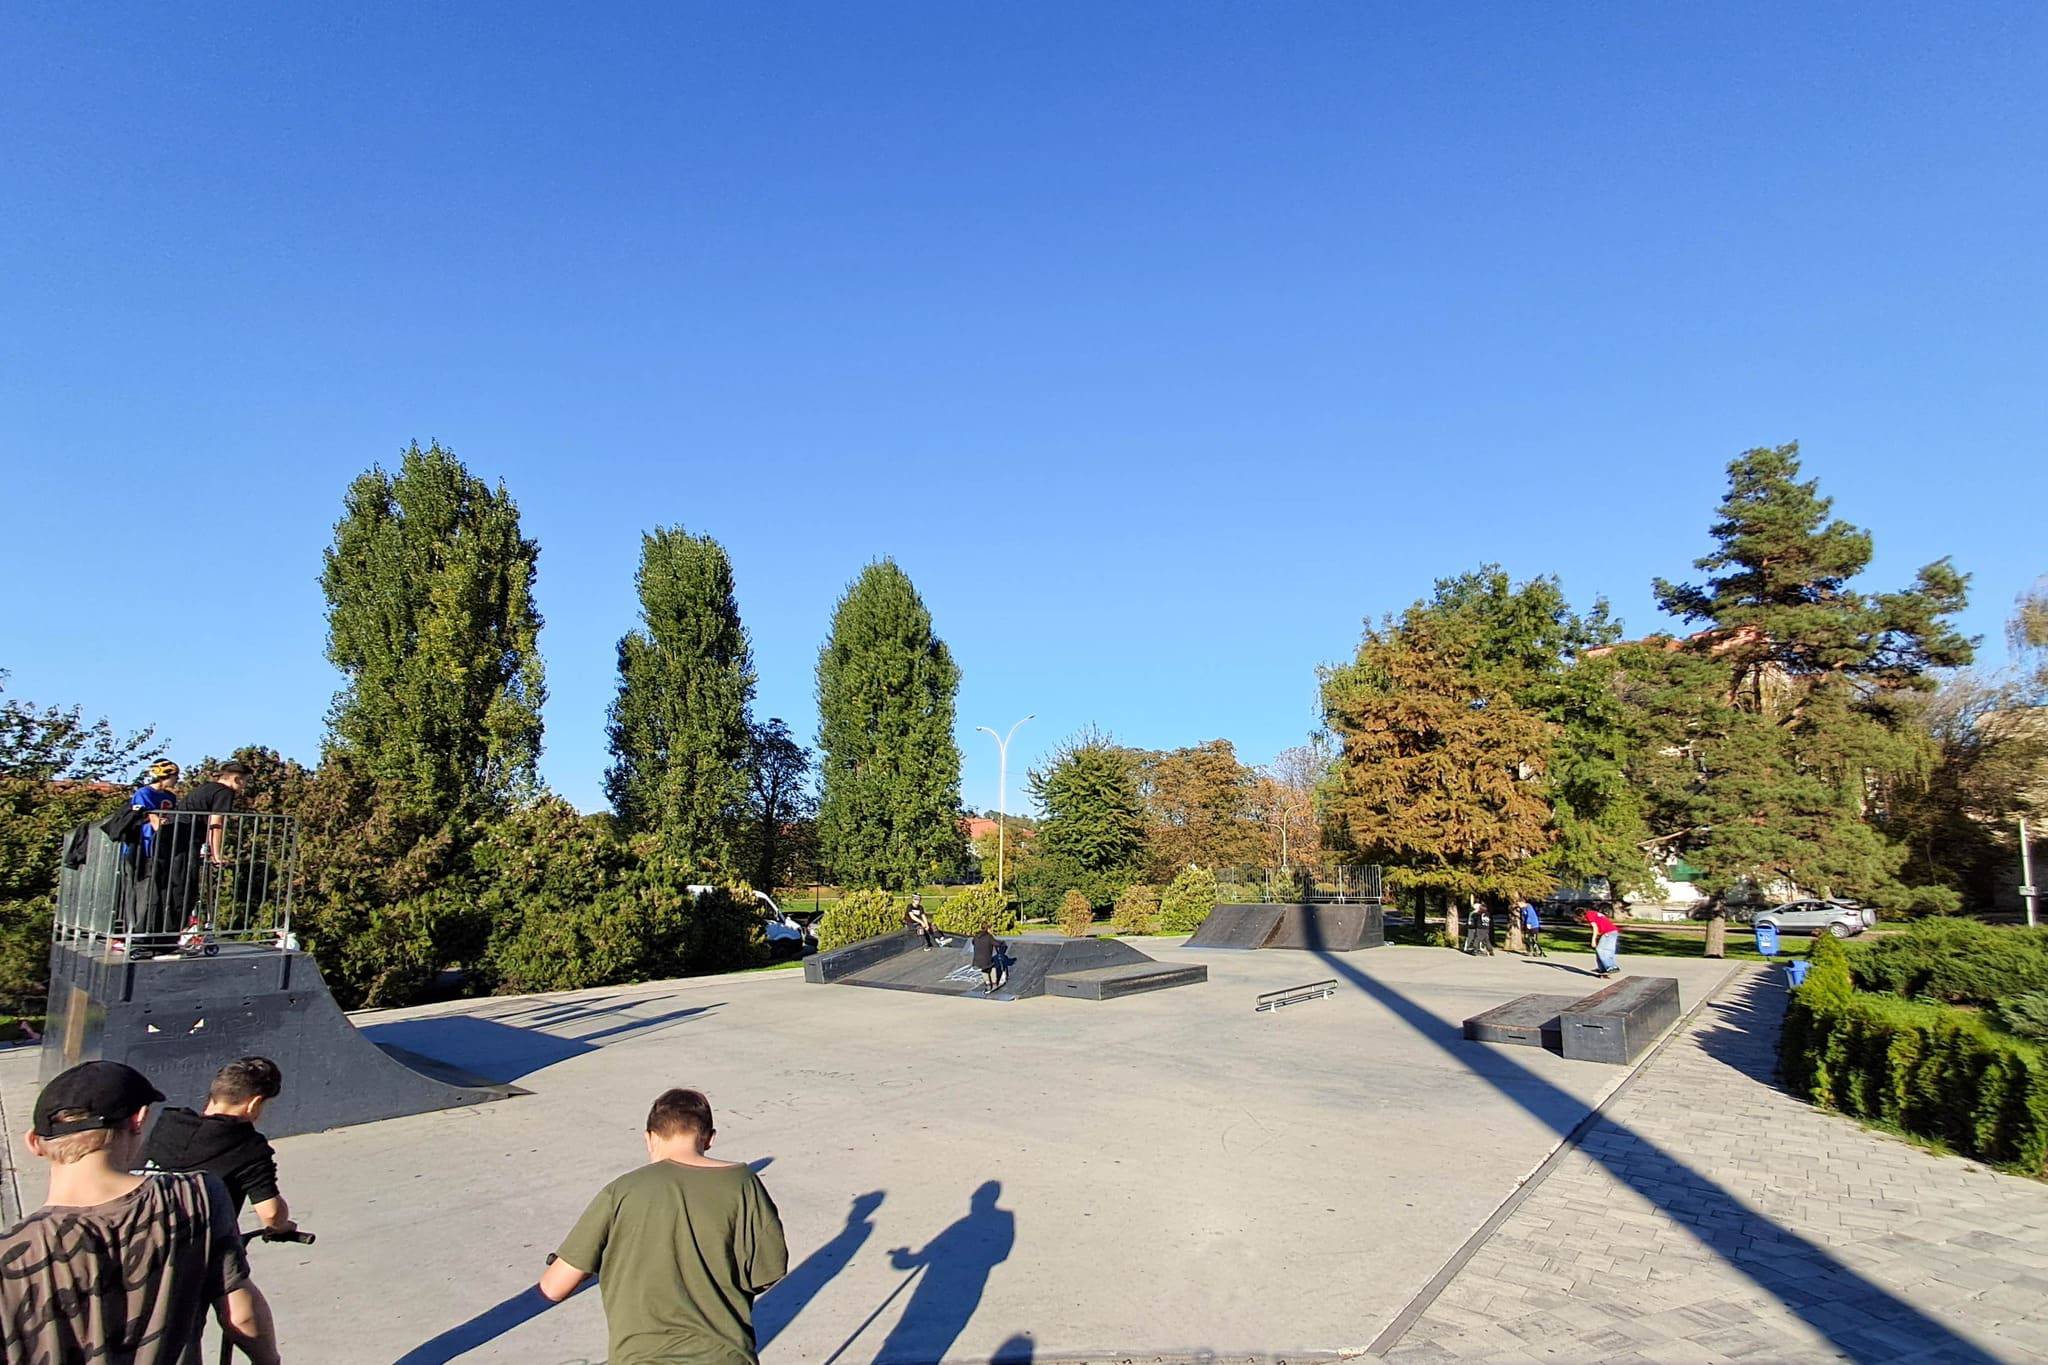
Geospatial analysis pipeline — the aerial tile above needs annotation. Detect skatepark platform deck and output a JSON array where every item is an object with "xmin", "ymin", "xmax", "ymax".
[
  {"xmin": 40, "ymin": 943, "xmax": 523, "ymax": 1137},
  {"xmin": 1185, "ymin": 902, "xmax": 1386, "ymax": 952},
  {"xmin": 804, "ymin": 933, "xmax": 1205, "ymax": 1002}
]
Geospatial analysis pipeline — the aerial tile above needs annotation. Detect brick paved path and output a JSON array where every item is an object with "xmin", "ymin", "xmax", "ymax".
[{"xmin": 1383, "ymin": 968, "xmax": 2048, "ymax": 1364}]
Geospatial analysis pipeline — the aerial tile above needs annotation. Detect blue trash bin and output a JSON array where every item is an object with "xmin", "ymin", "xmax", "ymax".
[
  {"xmin": 1754, "ymin": 922, "xmax": 1779, "ymax": 957},
  {"xmin": 1786, "ymin": 959, "xmax": 1811, "ymax": 988}
]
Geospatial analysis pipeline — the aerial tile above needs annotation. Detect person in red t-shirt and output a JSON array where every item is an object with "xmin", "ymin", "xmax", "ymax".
[{"xmin": 1582, "ymin": 907, "xmax": 1621, "ymax": 977}]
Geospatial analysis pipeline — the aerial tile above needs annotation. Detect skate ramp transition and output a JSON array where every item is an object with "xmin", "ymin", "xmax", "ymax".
[
  {"xmin": 1184, "ymin": 903, "xmax": 1386, "ymax": 953},
  {"xmin": 804, "ymin": 933, "xmax": 1205, "ymax": 1002},
  {"xmin": 41, "ymin": 944, "xmax": 524, "ymax": 1139}
]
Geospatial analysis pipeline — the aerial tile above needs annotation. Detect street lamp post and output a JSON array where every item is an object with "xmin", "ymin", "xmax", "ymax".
[{"xmin": 976, "ymin": 715, "xmax": 1033, "ymax": 894}]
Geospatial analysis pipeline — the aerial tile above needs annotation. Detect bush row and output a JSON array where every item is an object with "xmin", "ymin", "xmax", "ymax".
[
  {"xmin": 1843, "ymin": 917, "xmax": 2048, "ymax": 1007},
  {"xmin": 815, "ymin": 883, "xmax": 1019, "ymax": 952},
  {"xmin": 1781, "ymin": 934, "xmax": 2048, "ymax": 1173}
]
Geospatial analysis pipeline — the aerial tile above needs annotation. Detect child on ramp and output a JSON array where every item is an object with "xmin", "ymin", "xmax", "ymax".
[{"xmin": 973, "ymin": 926, "xmax": 1007, "ymax": 995}]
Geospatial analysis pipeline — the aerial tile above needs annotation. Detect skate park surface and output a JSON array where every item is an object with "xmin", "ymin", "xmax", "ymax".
[{"xmin": 0, "ymin": 940, "xmax": 1731, "ymax": 1363}]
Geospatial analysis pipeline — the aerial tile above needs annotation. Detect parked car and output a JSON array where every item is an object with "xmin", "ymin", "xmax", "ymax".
[
  {"xmin": 686, "ymin": 885, "xmax": 808, "ymax": 945},
  {"xmin": 1753, "ymin": 899, "xmax": 1877, "ymax": 938}
]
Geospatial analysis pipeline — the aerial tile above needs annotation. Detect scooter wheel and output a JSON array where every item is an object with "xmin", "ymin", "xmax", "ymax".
[{"xmin": 204, "ymin": 944, "xmax": 220, "ymax": 957}]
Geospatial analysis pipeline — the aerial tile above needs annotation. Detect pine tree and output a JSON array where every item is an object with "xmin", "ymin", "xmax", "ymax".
[
  {"xmin": 1638, "ymin": 443, "xmax": 1974, "ymax": 951},
  {"xmin": 605, "ymin": 527, "xmax": 756, "ymax": 875},
  {"xmin": 321, "ymin": 441, "xmax": 546, "ymax": 826},
  {"xmin": 815, "ymin": 560, "xmax": 964, "ymax": 889}
]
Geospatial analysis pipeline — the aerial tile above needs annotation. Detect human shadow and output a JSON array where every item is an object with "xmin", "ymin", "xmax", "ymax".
[
  {"xmin": 391, "ymin": 1283, "xmax": 585, "ymax": 1364},
  {"xmin": 872, "ymin": 1180, "xmax": 1015, "ymax": 1364},
  {"xmin": 362, "ymin": 1003, "xmax": 720, "ymax": 1083},
  {"xmin": 1521, "ymin": 959, "xmax": 1604, "ymax": 978},
  {"xmin": 990, "ymin": 1332, "xmax": 1035, "ymax": 1362},
  {"xmin": 754, "ymin": 1190, "xmax": 884, "ymax": 1349},
  {"xmin": 1319, "ymin": 950, "xmax": 1998, "ymax": 1362}
]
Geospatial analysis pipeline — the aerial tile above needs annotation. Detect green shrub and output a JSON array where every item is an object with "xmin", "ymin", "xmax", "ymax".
[
  {"xmin": 817, "ymin": 888, "xmax": 900, "ymax": 951},
  {"xmin": 1783, "ymin": 931, "xmax": 2048, "ymax": 1173},
  {"xmin": 934, "ymin": 883, "xmax": 1016, "ymax": 935},
  {"xmin": 1110, "ymin": 883, "xmax": 1159, "ymax": 935},
  {"xmin": 1159, "ymin": 866, "xmax": 1219, "ymax": 934},
  {"xmin": 1844, "ymin": 918, "xmax": 2048, "ymax": 1007},
  {"xmin": 1991, "ymin": 993, "xmax": 2048, "ymax": 1043},
  {"xmin": 1058, "ymin": 889, "xmax": 1095, "ymax": 938}
]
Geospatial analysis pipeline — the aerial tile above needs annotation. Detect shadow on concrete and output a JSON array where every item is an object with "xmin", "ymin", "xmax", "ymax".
[
  {"xmin": 361, "ymin": 1003, "xmax": 721, "ymax": 1083},
  {"xmin": 755, "ymin": 1190, "xmax": 884, "ymax": 1349},
  {"xmin": 991, "ymin": 1331, "xmax": 1036, "ymax": 1362},
  {"xmin": 1321, "ymin": 950, "xmax": 1997, "ymax": 1362},
  {"xmin": 1520, "ymin": 958, "xmax": 1604, "ymax": 978},
  {"xmin": 391, "ymin": 1284, "xmax": 577, "ymax": 1364},
  {"xmin": 819, "ymin": 1180, "xmax": 1015, "ymax": 1364}
]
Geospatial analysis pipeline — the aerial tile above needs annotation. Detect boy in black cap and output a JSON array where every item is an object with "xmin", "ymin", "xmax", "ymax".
[
  {"xmin": 145, "ymin": 1056, "xmax": 295, "ymax": 1233},
  {"xmin": 0, "ymin": 1061, "xmax": 281, "ymax": 1365}
]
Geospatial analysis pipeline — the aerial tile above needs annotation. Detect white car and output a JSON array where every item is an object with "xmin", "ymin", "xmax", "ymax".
[
  {"xmin": 686, "ymin": 885, "xmax": 807, "ymax": 944},
  {"xmin": 1754, "ymin": 899, "xmax": 1877, "ymax": 939}
]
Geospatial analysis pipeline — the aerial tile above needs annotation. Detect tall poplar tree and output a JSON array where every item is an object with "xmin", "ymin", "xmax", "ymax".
[
  {"xmin": 815, "ymin": 560, "xmax": 963, "ymax": 889},
  {"xmin": 606, "ymin": 527, "xmax": 757, "ymax": 875},
  {"xmin": 322, "ymin": 441, "xmax": 546, "ymax": 826}
]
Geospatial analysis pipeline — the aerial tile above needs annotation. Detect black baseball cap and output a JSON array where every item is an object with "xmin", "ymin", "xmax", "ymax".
[{"xmin": 33, "ymin": 1061, "xmax": 164, "ymax": 1138}]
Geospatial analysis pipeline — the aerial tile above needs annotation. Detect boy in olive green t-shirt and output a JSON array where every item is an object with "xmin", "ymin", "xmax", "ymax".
[{"xmin": 540, "ymin": 1088, "xmax": 788, "ymax": 1365}]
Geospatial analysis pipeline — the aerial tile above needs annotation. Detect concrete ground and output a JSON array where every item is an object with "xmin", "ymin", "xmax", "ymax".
[{"xmin": 0, "ymin": 939, "xmax": 1732, "ymax": 1363}]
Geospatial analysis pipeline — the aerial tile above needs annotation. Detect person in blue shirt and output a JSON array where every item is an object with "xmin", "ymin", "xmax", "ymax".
[
  {"xmin": 1520, "ymin": 900, "xmax": 1545, "ymax": 957},
  {"xmin": 130, "ymin": 760, "xmax": 180, "ymax": 860}
]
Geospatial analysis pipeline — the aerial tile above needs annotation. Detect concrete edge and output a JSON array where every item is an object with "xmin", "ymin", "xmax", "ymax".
[
  {"xmin": 1363, "ymin": 962, "xmax": 1751, "ymax": 1357},
  {"xmin": 0, "ymin": 1063, "xmax": 17, "ymax": 1225}
]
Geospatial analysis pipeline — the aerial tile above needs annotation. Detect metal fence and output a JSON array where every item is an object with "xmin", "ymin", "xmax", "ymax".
[
  {"xmin": 1213, "ymin": 864, "xmax": 1384, "ymax": 904},
  {"xmin": 55, "ymin": 810, "xmax": 299, "ymax": 955}
]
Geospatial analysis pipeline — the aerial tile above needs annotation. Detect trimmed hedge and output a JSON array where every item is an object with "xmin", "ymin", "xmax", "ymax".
[
  {"xmin": 934, "ymin": 883, "xmax": 1017, "ymax": 935},
  {"xmin": 1159, "ymin": 866, "xmax": 1219, "ymax": 934},
  {"xmin": 1110, "ymin": 883, "xmax": 1159, "ymax": 935},
  {"xmin": 1844, "ymin": 917, "xmax": 2048, "ymax": 1007},
  {"xmin": 1057, "ymin": 889, "xmax": 1095, "ymax": 938},
  {"xmin": 1782, "ymin": 934, "xmax": 2048, "ymax": 1173},
  {"xmin": 816, "ymin": 888, "xmax": 901, "ymax": 952}
]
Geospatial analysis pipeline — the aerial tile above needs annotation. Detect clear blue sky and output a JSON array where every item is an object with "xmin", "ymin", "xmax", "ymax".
[{"xmin": 3, "ymin": 4, "xmax": 2043, "ymax": 816}]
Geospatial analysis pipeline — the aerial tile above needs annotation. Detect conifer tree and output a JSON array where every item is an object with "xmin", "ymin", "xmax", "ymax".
[
  {"xmin": 815, "ymin": 560, "xmax": 963, "ymax": 889},
  {"xmin": 1638, "ymin": 443, "xmax": 1974, "ymax": 951},
  {"xmin": 606, "ymin": 527, "xmax": 756, "ymax": 874},
  {"xmin": 322, "ymin": 441, "xmax": 546, "ymax": 826}
]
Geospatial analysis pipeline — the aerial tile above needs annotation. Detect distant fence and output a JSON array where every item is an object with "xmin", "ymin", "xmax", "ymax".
[
  {"xmin": 1213, "ymin": 865, "xmax": 1384, "ymax": 905},
  {"xmin": 56, "ymin": 810, "xmax": 298, "ymax": 953}
]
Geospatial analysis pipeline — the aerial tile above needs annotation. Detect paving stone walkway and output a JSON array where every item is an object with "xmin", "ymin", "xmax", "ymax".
[{"xmin": 1382, "ymin": 967, "xmax": 2048, "ymax": 1364}]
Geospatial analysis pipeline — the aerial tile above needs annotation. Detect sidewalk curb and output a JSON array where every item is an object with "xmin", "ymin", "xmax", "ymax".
[{"xmin": 1364, "ymin": 961, "xmax": 1750, "ymax": 1357}]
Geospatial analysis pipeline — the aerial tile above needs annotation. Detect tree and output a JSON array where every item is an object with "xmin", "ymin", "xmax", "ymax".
[
  {"xmin": 1322, "ymin": 614, "xmax": 1556, "ymax": 939},
  {"xmin": 1637, "ymin": 443, "xmax": 1974, "ymax": 952},
  {"xmin": 1255, "ymin": 738, "xmax": 1335, "ymax": 875},
  {"xmin": 321, "ymin": 441, "xmax": 546, "ymax": 826},
  {"xmin": 605, "ymin": 527, "xmax": 756, "ymax": 874},
  {"xmin": 0, "ymin": 670, "xmax": 163, "ymax": 782},
  {"xmin": 815, "ymin": 560, "xmax": 964, "ymax": 889},
  {"xmin": 2015, "ymin": 577, "xmax": 2048, "ymax": 700},
  {"xmin": 1141, "ymin": 740, "xmax": 1263, "ymax": 880},
  {"xmin": 1883, "ymin": 674, "xmax": 2048, "ymax": 907},
  {"xmin": 1021, "ymin": 727, "xmax": 1146, "ymax": 914},
  {"xmin": 744, "ymin": 717, "xmax": 815, "ymax": 891}
]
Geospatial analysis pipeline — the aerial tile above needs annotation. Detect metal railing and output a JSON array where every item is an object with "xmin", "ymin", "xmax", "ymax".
[
  {"xmin": 55, "ymin": 810, "xmax": 298, "ymax": 955},
  {"xmin": 1213, "ymin": 864, "xmax": 1384, "ymax": 905}
]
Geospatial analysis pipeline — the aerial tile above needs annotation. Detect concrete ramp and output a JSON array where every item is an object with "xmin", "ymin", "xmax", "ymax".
[
  {"xmin": 804, "ymin": 933, "xmax": 1204, "ymax": 1002},
  {"xmin": 42, "ymin": 944, "xmax": 524, "ymax": 1138}
]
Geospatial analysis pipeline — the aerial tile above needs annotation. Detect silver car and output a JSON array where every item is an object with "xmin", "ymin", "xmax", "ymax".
[{"xmin": 1754, "ymin": 899, "xmax": 1877, "ymax": 938}]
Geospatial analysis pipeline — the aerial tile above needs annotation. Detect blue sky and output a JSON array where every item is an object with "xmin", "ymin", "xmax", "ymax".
[{"xmin": 3, "ymin": 4, "xmax": 2043, "ymax": 816}]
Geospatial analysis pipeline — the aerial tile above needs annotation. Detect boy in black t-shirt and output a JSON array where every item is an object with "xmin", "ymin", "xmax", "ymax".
[{"xmin": 143, "ymin": 1057, "xmax": 294, "ymax": 1232}]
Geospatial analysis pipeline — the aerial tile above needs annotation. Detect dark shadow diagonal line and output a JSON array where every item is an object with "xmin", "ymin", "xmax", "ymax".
[{"xmin": 1314, "ymin": 949, "xmax": 1998, "ymax": 1364}]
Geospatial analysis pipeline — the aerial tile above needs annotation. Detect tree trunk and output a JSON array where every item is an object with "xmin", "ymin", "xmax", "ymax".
[
  {"xmin": 1504, "ymin": 905, "xmax": 1526, "ymax": 954},
  {"xmin": 1705, "ymin": 908, "xmax": 1727, "ymax": 959},
  {"xmin": 1443, "ymin": 889, "xmax": 1461, "ymax": 945}
]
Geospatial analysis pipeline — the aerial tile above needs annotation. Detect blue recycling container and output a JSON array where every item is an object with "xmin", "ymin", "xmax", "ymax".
[
  {"xmin": 1785, "ymin": 959, "xmax": 1811, "ymax": 988},
  {"xmin": 1754, "ymin": 922, "xmax": 1780, "ymax": 957}
]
